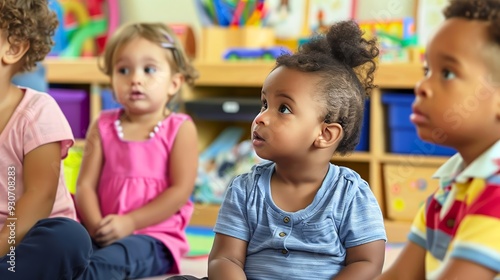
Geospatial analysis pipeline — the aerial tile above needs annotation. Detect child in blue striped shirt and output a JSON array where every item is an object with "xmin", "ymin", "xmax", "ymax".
[{"xmin": 169, "ymin": 19, "xmax": 386, "ymax": 280}]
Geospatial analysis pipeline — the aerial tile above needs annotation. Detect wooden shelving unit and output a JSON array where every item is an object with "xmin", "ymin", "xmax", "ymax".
[
  {"xmin": 44, "ymin": 57, "xmax": 448, "ymax": 242},
  {"xmin": 45, "ymin": 58, "xmax": 424, "ymax": 88}
]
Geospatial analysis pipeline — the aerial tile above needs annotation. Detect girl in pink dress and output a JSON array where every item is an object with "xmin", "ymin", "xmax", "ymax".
[{"xmin": 75, "ymin": 22, "xmax": 199, "ymax": 279}]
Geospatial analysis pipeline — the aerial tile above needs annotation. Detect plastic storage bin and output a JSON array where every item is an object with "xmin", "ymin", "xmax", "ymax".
[
  {"xmin": 185, "ymin": 98, "xmax": 261, "ymax": 121},
  {"xmin": 101, "ymin": 88, "xmax": 122, "ymax": 110},
  {"xmin": 383, "ymin": 163, "xmax": 440, "ymax": 221},
  {"xmin": 48, "ymin": 88, "xmax": 90, "ymax": 139},
  {"xmin": 355, "ymin": 100, "xmax": 370, "ymax": 151},
  {"xmin": 382, "ymin": 93, "xmax": 456, "ymax": 156},
  {"xmin": 63, "ymin": 147, "xmax": 83, "ymax": 195}
]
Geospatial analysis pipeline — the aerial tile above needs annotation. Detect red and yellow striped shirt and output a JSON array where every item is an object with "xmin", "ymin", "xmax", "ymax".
[{"xmin": 408, "ymin": 141, "xmax": 500, "ymax": 278}]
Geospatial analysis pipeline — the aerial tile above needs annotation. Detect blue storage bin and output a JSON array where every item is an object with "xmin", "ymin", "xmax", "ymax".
[
  {"xmin": 101, "ymin": 89, "xmax": 122, "ymax": 110},
  {"xmin": 355, "ymin": 100, "xmax": 370, "ymax": 151},
  {"xmin": 382, "ymin": 93, "xmax": 456, "ymax": 156}
]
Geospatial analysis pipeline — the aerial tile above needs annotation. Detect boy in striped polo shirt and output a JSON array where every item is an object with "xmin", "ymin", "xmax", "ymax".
[{"xmin": 378, "ymin": 0, "xmax": 500, "ymax": 279}]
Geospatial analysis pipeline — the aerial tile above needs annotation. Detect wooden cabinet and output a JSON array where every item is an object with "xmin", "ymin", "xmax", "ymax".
[{"xmin": 44, "ymin": 58, "xmax": 449, "ymax": 242}]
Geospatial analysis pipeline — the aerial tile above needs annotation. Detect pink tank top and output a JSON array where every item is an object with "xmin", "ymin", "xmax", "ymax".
[{"xmin": 97, "ymin": 109, "xmax": 194, "ymax": 274}]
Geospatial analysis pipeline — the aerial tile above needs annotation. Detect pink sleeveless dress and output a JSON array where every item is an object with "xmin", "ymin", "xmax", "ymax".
[{"xmin": 97, "ymin": 109, "xmax": 194, "ymax": 274}]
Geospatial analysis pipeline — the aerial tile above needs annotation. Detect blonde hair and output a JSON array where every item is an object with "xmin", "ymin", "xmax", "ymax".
[{"xmin": 99, "ymin": 22, "xmax": 198, "ymax": 86}]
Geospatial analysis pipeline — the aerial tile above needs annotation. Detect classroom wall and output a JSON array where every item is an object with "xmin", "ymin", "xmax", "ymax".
[
  {"xmin": 119, "ymin": 0, "xmax": 203, "ymax": 42},
  {"xmin": 356, "ymin": 0, "xmax": 414, "ymax": 21},
  {"xmin": 118, "ymin": 0, "xmax": 416, "ymax": 38}
]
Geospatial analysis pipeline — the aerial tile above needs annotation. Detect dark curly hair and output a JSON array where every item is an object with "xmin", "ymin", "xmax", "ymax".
[
  {"xmin": 0, "ymin": 0, "xmax": 58, "ymax": 72},
  {"xmin": 444, "ymin": 0, "xmax": 500, "ymax": 44},
  {"xmin": 275, "ymin": 20, "xmax": 378, "ymax": 155}
]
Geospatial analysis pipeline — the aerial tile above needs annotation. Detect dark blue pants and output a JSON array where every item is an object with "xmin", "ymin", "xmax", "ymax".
[
  {"xmin": 0, "ymin": 217, "xmax": 92, "ymax": 280},
  {"xmin": 78, "ymin": 234, "xmax": 172, "ymax": 280},
  {"xmin": 167, "ymin": 276, "xmax": 208, "ymax": 280}
]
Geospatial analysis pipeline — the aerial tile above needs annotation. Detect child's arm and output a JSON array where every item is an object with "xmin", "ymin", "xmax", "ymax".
[
  {"xmin": 94, "ymin": 120, "xmax": 198, "ymax": 245},
  {"xmin": 334, "ymin": 239, "xmax": 386, "ymax": 280},
  {"xmin": 375, "ymin": 241, "xmax": 426, "ymax": 280},
  {"xmin": 75, "ymin": 120, "xmax": 104, "ymax": 238},
  {"xmin": 0, "ymin": 142, "xmax": 61, "ymax": 256},
  {"xmin": 437, "ymin": 258, "xmax": 497, "ymax": 279},
  {"xmin": 334, "ymin": 178, "xmax": 387, "ymax": 279},
  {"xmin": 207, "ymin": 233, "xmax": 248, "ymax": 280}
]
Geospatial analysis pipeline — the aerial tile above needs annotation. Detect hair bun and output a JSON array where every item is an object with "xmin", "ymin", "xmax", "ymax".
[{"xmin": 326, "ymin": 20, "xmax": 378, "ymax": 69}]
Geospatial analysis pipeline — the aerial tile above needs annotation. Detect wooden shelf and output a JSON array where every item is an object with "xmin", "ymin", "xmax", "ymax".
[
  {"xmin": 374, "ymin": 63, "xmax": 423, "ymax": 89},
  {"xmin": 380, "ymin": 153, "xmax": 449, "ymax": 166},
  {"xmin": 195, "ymin": 61, "xmax": 275, "ymax": 87},
  {"xmin": 332, "ymin": 152, "xmax": 372, "ymax": 162},
  {"xmin": 44, "ymin": 58, "xmax": 423, "ymax": 88},
  {"xmin": 45, "ymin": 57, "xmax": 108, "ymax": 84}
]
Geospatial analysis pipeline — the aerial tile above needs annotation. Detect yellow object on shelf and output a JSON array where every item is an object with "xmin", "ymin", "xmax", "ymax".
[
  {"xmin": 63, "ymin": 147, "xmax": 83, "ymax": 194},
  {"xmin": 200, "ymin": 26, "xmax": 276, "ymax": 62}
]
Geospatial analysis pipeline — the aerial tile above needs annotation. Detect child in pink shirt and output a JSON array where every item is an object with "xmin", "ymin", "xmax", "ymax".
[
  {"xmin": 0, "ymin": 1, "xmax": 91, "ymax": 279},
  {"xmin": 75, "ymin": 22, "xmax": 199, "ymax": 279}
]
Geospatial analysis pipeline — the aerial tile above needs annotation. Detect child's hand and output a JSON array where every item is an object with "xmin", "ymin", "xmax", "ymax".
[{"xmin": 94, "ymin": 214, "xmax": 135, "ymax": 246}]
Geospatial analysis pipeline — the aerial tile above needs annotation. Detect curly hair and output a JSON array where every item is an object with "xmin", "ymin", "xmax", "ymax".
[
  {"xmin": 0, "ymin": 0, "xmax": 58, "ymax": 72},
  {"xmin": 444, "ymin": 0, "xmax": 500, "ymax": 44},
  {"xmin": 99, "ymin": 22, "xmax": 199, "ymax": 86},
  {"xmin": 275, "ymin": 20, "xmax": 378, "ymax": 155}
]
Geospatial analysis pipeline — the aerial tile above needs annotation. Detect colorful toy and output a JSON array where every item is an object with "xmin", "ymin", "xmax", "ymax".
[
  {"xmin": 358, "ymin": 17, "xmax": 419, "ymax": 63},
  {"xmin": 358, "ymin": 17, "xmax": 415, "ymax": 42},
  {"xmin": 48, "ymin": 0, "xmax": 120, "ymax": 57},
  {"xmin": 223, "ymin": 46, "xmax": 292, "ymax": 60},
  {"xmin": 61, "ymin": 19, "xmax": 107, "ymax": 57}
]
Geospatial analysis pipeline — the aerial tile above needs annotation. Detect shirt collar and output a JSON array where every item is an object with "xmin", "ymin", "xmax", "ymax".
[{"xmin": 433, "ymin": 140, "xmax": 500, "ymax": 183}]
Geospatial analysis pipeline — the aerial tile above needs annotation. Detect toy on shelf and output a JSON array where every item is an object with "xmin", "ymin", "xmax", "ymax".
[
  {"xmin": 197, "ymin": 0, "xmax": 280, "ymax": 62},
  {"xmin": 223, "ymin": 46, "xmax": 292, "ymax": 60},
  {"xmin": 197, "ymin": 0, "xmax": 268, "ymax": 27},
  {"xmin": 359, "ymin": 17, "xmax": 421, "ymax": 63},
  {"xmin": 49, "ymin": 0, "xmax": 120, "ymax": 57}
]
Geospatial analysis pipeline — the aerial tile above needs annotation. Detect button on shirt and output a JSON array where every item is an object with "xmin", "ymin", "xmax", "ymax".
[{"xmin": 214, "ymin": 161, "xmax": 387, "ymax": 280}]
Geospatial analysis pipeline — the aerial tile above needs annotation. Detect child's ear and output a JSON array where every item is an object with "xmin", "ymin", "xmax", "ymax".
[
  {"xmin": 2, "ymin": 40, "xmax": 29, "ymax": 66},
  {"xmin": 167, "ymin": 73, "xmax": 184, "ymax": 97},
  {"xmin": 314, "ymin": 122, "xmax": 343, "ymax": 149}
]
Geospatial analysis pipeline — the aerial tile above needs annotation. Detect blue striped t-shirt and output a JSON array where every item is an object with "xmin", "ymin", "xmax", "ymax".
[{"xmin": 214, "ymin": 161, "xmax": 386, "ymax": 280}]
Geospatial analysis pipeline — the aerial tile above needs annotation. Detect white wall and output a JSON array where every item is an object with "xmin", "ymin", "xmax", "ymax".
[
  {"xmin": 118, "ymin": 0, "xmax": 417, "ymax": 49},
  {"xmin": 119, "ymin": 0, "xmax": 203, "ymax": 42},
  {"xmin": 356, "ymin": 0, "xmax": 415, "ymax": 21},
  {"xmin": 118, "ymin": 0, "xmax": 416, "ymax": 32}
]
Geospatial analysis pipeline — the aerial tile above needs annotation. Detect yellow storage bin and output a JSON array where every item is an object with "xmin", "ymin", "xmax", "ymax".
[
  {"xmin": 63, "ymin": 147, "xmax": 83, "ymax": 194},
  {"xmin": 383, "ymin": 163, "xmax": 441, "ymax": 221},
  {"xmin": 200, "ymin": 26, "xmax": 276, "ymax": 62}
]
